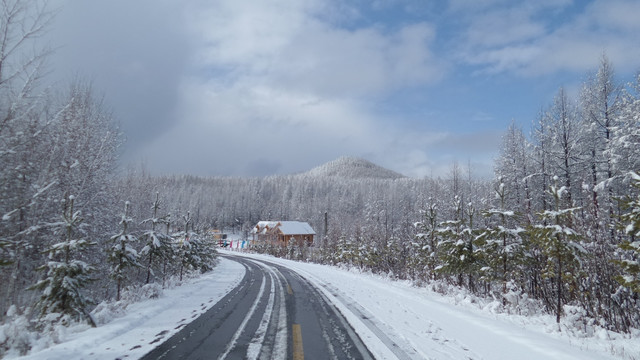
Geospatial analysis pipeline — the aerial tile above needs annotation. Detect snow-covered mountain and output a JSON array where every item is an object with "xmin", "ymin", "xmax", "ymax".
[{"xmin": 302, "ymin": 156, "xmax": 405, "ymax": 179}]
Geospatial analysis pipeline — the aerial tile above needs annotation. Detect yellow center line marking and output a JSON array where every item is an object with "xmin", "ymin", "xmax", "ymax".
[
  {"xmin": 292, "ymin": 324, "xmax": 304, "ymax": 360},
  {"xmin": 287, "ymin": 283, "xmax": 293, "ymax": 295}
]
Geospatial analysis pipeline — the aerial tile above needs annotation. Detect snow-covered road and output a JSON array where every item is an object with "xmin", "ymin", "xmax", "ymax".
[
  {"xmin": 230, "ymin": 251, "xmax": 626, "ymax": 360},
  {"xmin": 17, "ymin": 250, "xmax": 637, "ymax": 359}
]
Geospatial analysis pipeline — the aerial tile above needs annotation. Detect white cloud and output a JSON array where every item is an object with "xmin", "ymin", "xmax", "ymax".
[
  {"xmin": 189, "ymin": 0, "xmax": 443, "ymax": 98},
  {"xmin": 463, "ymin": 8, "xmax": 545, "ymax": 48},
  {"xmin": 141, "ymin": 80, "xmax": 387, "ymax": 176},
  {"xmin": 141, "ymin": 72, "xmax": 502, "ymax": 178},
  {"xmin": 454, "ymin": 0, "xmax": 640, "ymax": 76},
  {"xmin": 448, "ymin": 0, "xmax": 512, "ymax": 12},
  {"xmin": 134, "ymin": 0, "xmax": 455, "ymax": 177},
  {"xmin": 48, "ymin": 0, "xmax": 637, "ymax": 181},
  {"xmin": 186, "ymin": 0, "xmax": 307, "ymax": 72},
  {"xmin": 589, "ymin": 0, "xmax": 640, "ymax": 32}
]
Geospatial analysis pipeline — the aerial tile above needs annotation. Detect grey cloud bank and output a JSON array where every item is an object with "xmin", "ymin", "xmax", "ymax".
[{"xmin": 49, "ymin": 0, "xmax": 189, "ymax": 155}]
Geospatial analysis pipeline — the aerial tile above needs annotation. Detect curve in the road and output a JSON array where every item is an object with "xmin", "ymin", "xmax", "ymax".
[{"xmin": 140, "ymin": 255, "xmax": 374, "ymax": 360}]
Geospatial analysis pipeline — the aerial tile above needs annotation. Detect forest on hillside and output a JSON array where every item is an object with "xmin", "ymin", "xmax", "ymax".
[
  {"xmin": 1, "ymin": 0, "xmax": 639, "ymax": 355},
  {"xmin": 80, "ymin": 52, "xmax": 640, "ymax": 334}
]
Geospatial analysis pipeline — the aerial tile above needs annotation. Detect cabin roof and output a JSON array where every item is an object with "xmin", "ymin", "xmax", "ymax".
[
  {"xmin": 251, "ymin": 221, "xmax": 316, "ymax": 235},
  {"xmin": 276, "ymin": 221, "xmax": 316, "ymax": 235}
]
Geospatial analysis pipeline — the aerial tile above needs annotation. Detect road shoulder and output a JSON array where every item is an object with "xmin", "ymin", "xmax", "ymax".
[{"xmin": 20, "ymin": 258, "xmax": 245, "ymax": 360}]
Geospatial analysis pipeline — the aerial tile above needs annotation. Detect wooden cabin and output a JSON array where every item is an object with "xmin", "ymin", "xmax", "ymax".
[{"xmin": 251, "ymin": 221, "xmax": 315, "ymax": 247}]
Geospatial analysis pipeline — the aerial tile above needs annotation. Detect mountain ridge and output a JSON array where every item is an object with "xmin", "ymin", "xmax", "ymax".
[{"xmin": 301, "ymin": 156, "xmax": 405, "ymax": 180}]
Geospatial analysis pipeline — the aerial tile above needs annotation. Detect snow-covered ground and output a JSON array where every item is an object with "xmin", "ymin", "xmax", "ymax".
[
  {"xmin": 11, "ymin": 248, "xmax": 640, "ymax": 360},
  {"xmin": 14, "ymin": 259, "xmax": 245, "ymax": 360},
  {"xmin": 227, "ymin": 251, "xmax": 639, "ymax": 360}
]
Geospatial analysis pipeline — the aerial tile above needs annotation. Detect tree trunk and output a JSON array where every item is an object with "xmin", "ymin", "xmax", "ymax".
[
  {"xmin": 146, "ymin": 252, "xmax": 153, "ymax": 284},
  {"xmin": 556, "ymin": 245, "xmax": 563, "ymax": 324}
]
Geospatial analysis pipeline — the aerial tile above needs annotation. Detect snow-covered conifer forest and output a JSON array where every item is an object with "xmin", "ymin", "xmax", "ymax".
[{"xmin": 1, "ymin": 0, "xmax": 640, "ymax": 356}]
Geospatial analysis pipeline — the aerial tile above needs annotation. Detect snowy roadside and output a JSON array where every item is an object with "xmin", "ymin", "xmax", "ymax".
[
  {"xmin": 226, "ymin": 250, "xmax": 639, "ymax": 360},
  {"xmin": 10, "ymin": 249, "xmax": 639, "ymax": 360},
  {"xmin": 13, "ymin": 258, "xmax": 245, "ymax": 360}
]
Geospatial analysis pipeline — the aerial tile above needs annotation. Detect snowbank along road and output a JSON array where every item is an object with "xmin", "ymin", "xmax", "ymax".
[
  {"xmin": 20, "ymin": 251, "xmax": 628, "ymax": 359},
  {"xmin": 213, "ymin": 252, "xmax": 622, "ymax": 360},
  {"xmin": 141, "ymin": 254, "xmax": 376, "ymax": 359}
]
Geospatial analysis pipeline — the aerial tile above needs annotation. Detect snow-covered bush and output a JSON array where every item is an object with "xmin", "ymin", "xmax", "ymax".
[
  {"xmin": 0, "ymin": 306, "xmax": 35, "ymax": 357},
  {"xmin": 91, "ymin": 282, "xmax": 163, "ymax": 326},
  {"xmin": 123, "ymin": 283, "xmax": 164, "ymax": 303},
  {"xmin": 0, "ymin": 306, "xmax": 92, "ymax": 358},
  {"xmin": 91, "ymin": 301, "xmax": 127, "ymax": 326},
  {"xmin": 561, "ymin": 305, "xmax": 596, "ymax": 337},
  {"xmin": 503, "ymin": 287, "xmax": 543, "ymax": 317}
]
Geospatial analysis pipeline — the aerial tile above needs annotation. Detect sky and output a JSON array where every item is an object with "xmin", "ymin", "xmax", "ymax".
[{"xmin": 46, "ymin": 0, "xmax": 640, "ymax": 179}]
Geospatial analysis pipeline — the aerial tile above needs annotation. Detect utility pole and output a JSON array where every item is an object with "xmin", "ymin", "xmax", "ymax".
[{"xmin": 324, "ymin": 211, "xmax": 328, "ymax": 246}]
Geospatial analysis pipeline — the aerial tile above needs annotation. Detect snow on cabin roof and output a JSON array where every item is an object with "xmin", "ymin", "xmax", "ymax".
[
  {"xmin": 251, "ymin": 221, "xmax": 315, "ymax": 235},
  {"xmin": 251, "ymin": 221, "xmax": 279, "ymax": 234},
  {"xmin": 276, "ymin": 221, "xmax": 316, "ymax": 235}
]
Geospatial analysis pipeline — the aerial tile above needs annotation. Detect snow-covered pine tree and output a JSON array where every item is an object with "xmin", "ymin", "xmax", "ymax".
[
  {"xmin": 176, "ymin": 212, "xmax": 213, "ymax": 278},
  {"xmin": 527, "ymin": 177, "xmax": 584, "ymax": 323},
  {"xmin": 384, "ymin": 236, "xmax": 408, "ymax": 279},
  {"xmin": 173, "ymin": 212, "xmax": 217, "ymax": 278},
  {"xmin": 176, "ymin": 232, "xmax": 215, "ymax": 277},
  {"xmin": 436, "ymin": 196, "xmax": 479, "ymax": 289},
  {"xmin": 615, "ymin": 171, "xmax": 640, "ymax": 294},
  {"xmin": 610, "ymin": 171, "xmax": 640, "ymax": 331},
  {"xmin": 175, "ymin": 212, "xmax": 192, "ymax": 281},
  {"xmin": 334, "ymin": 235, "xmax": 350, "ymax": 266},
  {"xmin": 108, "ymin": 201, "xmax": 141, "ymax": 301},
  {"xmin": 360, "ymin": 234, "xmax": 380, "ymax": 271},
  {"xmin": 29, "ymin": 196, "xmax": 96, "ymax": 327},
  {"xmin": 189, "ymin": 232, "xmax": 217, "ymax": 273},
  {"xmin": 479, "ymin": 178, "xmax": 524, "ymax": 299},
  {"xmin": 413, "ymin": 201, "xmax": 438, "ymax": 281},
  {"xmin": 286, "ymin": 235, "xmax": 297, "ymax": 260},
  {"xmin": 332, "ymin": 233, "xmax": 354, "ymax": 267},
  {"xmin": 296, "ymin": 238, "xmax": 310, "ymax": 262},
  {"xmin": 140, "ymin": 193, "xmax": 174, "ymax": 284}
]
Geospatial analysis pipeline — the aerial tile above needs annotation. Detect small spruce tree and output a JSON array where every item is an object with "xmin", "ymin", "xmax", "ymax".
[
  {"xmin": 413, "ymin": 202, "xmax": 438, "ymax": 281},
  {"xmin": 478, "ymin": 178, "xmax": 524, "ymax": 300},
  {"xmin": 108, "ymin": 201, "xmax": 142, "ymax": 301},
  {"xmin": 527, "ymin": 176, "xmax": 583, "ymax": 323},
  {"xmin": 140, "ymin": 193, "xmax": 174, "ymax": 284},
  {"xmin": 436, "ymin": 196, "xmax": 479, "ymax": 289},
  {"xmin": 30, "ymin": 196, "xmax": 97, "ymax": 327}
]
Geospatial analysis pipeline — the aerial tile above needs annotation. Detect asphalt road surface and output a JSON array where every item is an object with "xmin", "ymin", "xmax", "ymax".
[{"xmin": 140, "ymin": 254, "xmax": 374, "ymax": 360}]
